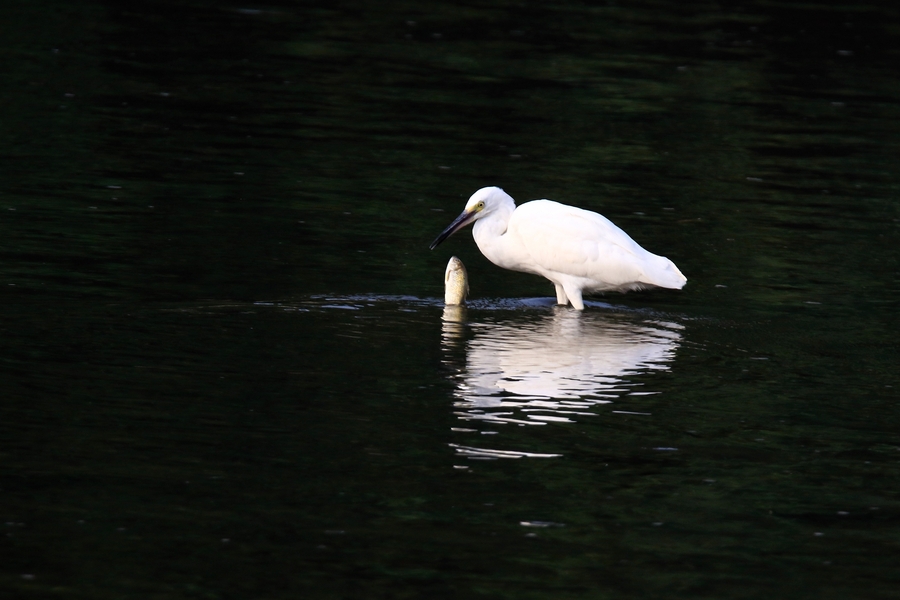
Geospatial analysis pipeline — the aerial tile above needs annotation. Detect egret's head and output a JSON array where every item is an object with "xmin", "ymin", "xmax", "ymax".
[{"xmin": 429, "ymin": 187, "xmax": 512, "ymax": 250}]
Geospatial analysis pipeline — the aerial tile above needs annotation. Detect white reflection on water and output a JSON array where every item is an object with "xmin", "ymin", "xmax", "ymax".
[{"xmin": 442, "ymin": 306, "xmax": 682, "ymax": 427}]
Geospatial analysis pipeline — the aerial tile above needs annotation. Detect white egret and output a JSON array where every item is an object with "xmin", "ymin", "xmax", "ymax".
[{"xmin": 430, "ymin": 187, "xmax": 686, "ymax": 310}]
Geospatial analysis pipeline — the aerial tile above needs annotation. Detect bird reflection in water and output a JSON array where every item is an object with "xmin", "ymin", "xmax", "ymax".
[{"xmin": 441, "ymin": 307, "xmax": 682, "ymax": 427}]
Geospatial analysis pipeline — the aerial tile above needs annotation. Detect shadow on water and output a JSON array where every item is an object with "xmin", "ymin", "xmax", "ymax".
[
  {"xmin": 268, "ymin": 294, "xmax": 688, "ymax": 461},
  {"xmin": 441, "ymin": 305, "xmax": 683, "ymax": 459},
  {"xmin": 443, "ymin": 307, "xmax": 681, "ymax": 425}
]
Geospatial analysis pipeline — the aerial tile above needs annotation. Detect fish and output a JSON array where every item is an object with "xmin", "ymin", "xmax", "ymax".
[{"xmin": 444, "ymin": 256, "xmax": 469, "ymax": 306}]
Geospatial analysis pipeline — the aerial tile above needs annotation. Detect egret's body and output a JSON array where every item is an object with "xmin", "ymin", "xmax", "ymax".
[{"xmin": 430, "ymin": 187, "xmax": 686, "ymax": 310}]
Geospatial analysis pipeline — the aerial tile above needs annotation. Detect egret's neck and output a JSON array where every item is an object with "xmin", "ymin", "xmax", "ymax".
[{"xmin": 472, "ymin": 202, "xmax": 516, "ymax": 268}]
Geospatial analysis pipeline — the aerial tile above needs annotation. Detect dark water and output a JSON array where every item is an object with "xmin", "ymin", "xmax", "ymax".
[{"xmin": 2, "ymin": 0, "xmax": 900, "ymax": 597}]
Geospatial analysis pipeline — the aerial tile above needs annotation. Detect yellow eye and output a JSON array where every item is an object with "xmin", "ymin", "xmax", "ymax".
[{"xmin": 477, "ymin": 201, "xmax": 485, "ymax": 209}]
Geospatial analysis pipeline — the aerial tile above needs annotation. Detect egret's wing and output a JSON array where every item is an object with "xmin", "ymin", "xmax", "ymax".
[{"xmin": 509, "ymin": 200, "xmax": 676, "ymax": 288}]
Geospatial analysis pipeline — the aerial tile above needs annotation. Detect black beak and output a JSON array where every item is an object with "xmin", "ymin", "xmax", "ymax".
[{"xmin": 429, "ymin": 209, "xmax": 477, "ymax": 249}]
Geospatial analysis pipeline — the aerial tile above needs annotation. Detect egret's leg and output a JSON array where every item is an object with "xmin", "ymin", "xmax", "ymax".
[
  {"xmin": 554, "ymin": 283, "xmax": 568, "ymax": 305},
  {"xmin": 562, "ymin": 284, "xmax": 584, "ymax": 310}
]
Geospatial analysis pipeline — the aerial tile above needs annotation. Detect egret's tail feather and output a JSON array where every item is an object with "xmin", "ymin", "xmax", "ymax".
[{"xmin": 644, "ymin": 256, "xmax": 687, "ymax": 290}]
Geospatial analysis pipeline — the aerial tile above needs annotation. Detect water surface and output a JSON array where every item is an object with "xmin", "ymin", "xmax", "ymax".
[{"xmin": 2, "ymin": 0, "xmax": 900, "ymax": 598}]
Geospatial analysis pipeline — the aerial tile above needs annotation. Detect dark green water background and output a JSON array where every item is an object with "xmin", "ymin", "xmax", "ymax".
[{"xmin": 2, "ymin": 1, "xmax": 900, "ymax": 598}]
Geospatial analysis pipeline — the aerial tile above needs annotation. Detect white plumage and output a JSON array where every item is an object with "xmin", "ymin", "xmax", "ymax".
[{"xmin": 430, "ymin": 186, "xmax": 686, "ymax": 310}]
